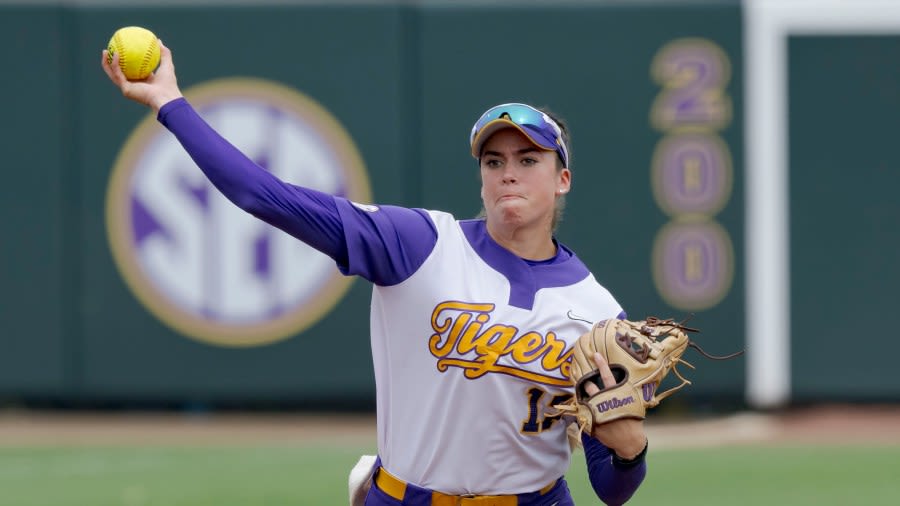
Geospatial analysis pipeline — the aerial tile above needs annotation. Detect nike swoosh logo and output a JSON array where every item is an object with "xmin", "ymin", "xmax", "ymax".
[{"xmin": 566, "ymin": 310, "xmax": 592, "ymax": 324}]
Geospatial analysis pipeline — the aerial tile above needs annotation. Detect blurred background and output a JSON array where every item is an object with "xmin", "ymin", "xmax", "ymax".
[{"xmin": 0, "ymin": 0, "xmax": 897, "ymax": 504}]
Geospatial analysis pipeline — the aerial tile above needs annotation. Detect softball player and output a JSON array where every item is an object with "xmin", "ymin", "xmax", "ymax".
[{"xmin": 102, "ymin": 42, "xmax": 648, "ymax": 505}]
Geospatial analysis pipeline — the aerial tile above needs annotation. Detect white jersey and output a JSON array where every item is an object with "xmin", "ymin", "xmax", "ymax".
[{"xmin": 370, "ymin": 211, "xmax": 622, "ymax": 494}]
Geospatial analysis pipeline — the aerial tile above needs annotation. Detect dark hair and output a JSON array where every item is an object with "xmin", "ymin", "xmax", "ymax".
[{"xmin": 539, "ymin": 107, "xmax": 569, "ymax": 230}]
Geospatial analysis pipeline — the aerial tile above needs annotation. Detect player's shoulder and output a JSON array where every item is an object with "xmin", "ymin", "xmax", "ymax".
[
  {"xmin": 422, "ymin": 210, "xmax": 488, "ymax": 236},
  {"xmin": 409, "ymin": 210, "xmax": 474, "ymax": 248},
  {"xmin": 564, "ymin": 274, "xmax": 623, "ymax": 323},
  {"xmin": 583, "ymin": 273, "xmax": 623, "ymax": 317},
  {"xmin": 422, "ymin": 209, "xmax": 456, "ymax": 222},
  {"xmin": 555, "ymin": 250, "xmax": 621, "ymax": 306}
]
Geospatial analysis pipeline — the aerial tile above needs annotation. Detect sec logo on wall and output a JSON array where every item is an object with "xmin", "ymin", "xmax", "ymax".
[{"xmin": 106, "ymin": 78, "xmax": 371, "ymax": 347}]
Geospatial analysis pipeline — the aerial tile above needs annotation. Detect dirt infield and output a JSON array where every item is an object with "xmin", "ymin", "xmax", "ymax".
[
  {"xmin": 0, "ymin": 404, "xmax": 897, "ymax": 448},
  {"xmin": 0, "ymin": 411, "xmax": 376, "ymax": 447},
  {"xmin": 643, "ymin": 404, "xmax": 900, "ymax": 448}
]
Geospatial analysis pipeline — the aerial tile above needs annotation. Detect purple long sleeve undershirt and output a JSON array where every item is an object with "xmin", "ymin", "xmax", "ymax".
[
  {"xmin": 582, "ymin": 432, "xmax": 647, "ymax": 505},
  {"xmin": 157, "ymin": 98, "xmax": 435, "ymax": 286},
  {"xmin": 157, "ymin": 97, "xmax": 645, "ymax": 503}
]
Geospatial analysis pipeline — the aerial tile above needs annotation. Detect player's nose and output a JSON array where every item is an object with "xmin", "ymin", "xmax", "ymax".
[{"xmin": 501, "ymin": 166, "xmax": 518, "ymax": 183}]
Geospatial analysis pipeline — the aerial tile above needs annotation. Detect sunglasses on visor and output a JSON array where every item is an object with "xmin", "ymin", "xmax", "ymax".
[{"xmin": 469, "ymin": 103, "xmax": 570, "ymax": 168}]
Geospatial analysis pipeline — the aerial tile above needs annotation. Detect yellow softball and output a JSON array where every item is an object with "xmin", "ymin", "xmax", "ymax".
[{"xmin": 106, "ymin": 26, "xmax": 160, "ymax": 81}]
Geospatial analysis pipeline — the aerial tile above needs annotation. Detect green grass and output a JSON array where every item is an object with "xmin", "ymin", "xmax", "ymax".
[
  {"xmin": 1, "ymin": 443, "xmax": 897, "ymax": 505},
  {"xmin": 571, "ymin": 445, "xmax": 900, "ymax": 505}
]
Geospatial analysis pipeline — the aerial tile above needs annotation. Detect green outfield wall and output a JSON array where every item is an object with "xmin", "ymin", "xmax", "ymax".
[
  {"xmin": 2, "ymin": 1, "xmax": 891, "ymax": 407},
  {"xmin": 787, "ymin": 35, "xmax": 900, "ymax": 400}
]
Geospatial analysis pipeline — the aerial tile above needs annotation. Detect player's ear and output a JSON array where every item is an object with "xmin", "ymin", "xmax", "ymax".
[{"xmin": 558, "ymin": 168, "xmax": 571, "ymax": 193}]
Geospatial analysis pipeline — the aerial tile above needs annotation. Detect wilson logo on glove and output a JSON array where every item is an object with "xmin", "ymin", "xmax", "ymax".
[
  {"xmin": 554, "ymin": 316, "xmax": 743, "ymax": 434},
  {"xmin": 596, "ymin": 396, "xmax": 636, "ymax": 413}
]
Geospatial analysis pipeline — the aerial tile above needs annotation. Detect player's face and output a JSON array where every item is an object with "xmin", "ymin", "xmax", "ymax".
[{"xmin": 479, "ymin": 128, "xmax": 571, "ymax": 231}]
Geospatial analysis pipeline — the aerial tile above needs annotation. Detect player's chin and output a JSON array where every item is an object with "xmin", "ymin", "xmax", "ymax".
[{"xmin": 501, "ymin": 214, "xmax": 534, "ymax": 231}]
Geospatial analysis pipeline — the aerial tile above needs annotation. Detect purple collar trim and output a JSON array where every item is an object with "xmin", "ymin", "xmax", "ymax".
[{"xmin": 459, "ymin": 219, "xmax": 590, "ymax": 310}]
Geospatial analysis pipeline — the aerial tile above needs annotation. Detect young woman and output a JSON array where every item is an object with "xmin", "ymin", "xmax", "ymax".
[{"xmin": 102, "ymin": 41, "xmax": 648, "ymax": 505}]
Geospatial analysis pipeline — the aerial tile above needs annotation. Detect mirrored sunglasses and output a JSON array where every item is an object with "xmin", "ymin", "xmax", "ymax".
[{"xmin": 469, "ymin": 103, "xmax": 569, "ymax": 167}]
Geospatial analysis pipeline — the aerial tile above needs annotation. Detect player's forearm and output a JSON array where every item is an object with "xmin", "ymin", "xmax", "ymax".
[
  {"xmin": 582, "ymin": 433, "xmax": 647, "ymax": 505},
  {"xmin": 157, "ymin": 98, "xmax": 281, "ymax": 211}
]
